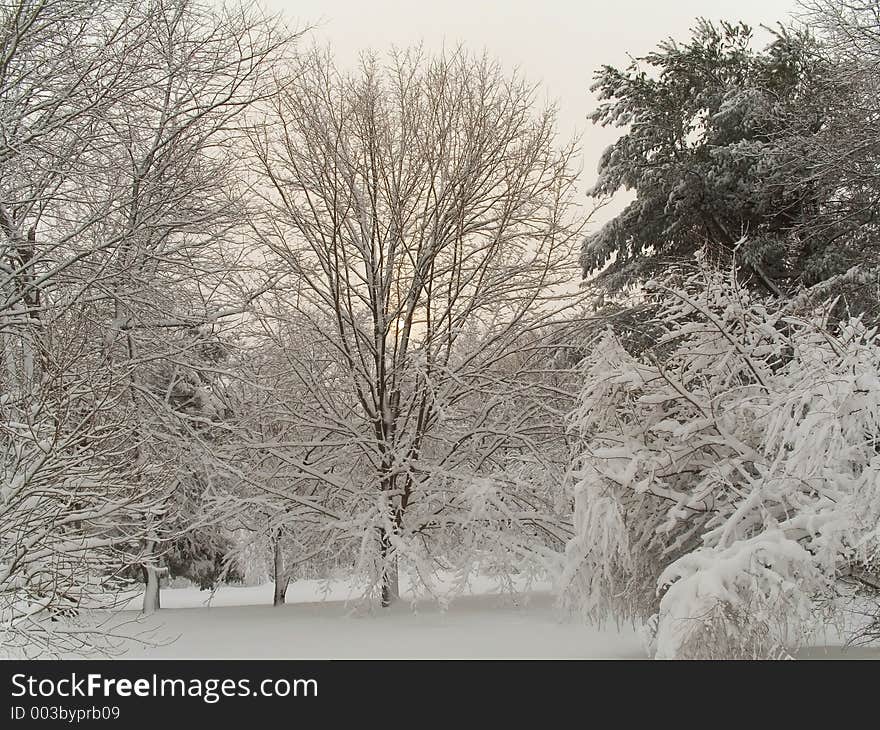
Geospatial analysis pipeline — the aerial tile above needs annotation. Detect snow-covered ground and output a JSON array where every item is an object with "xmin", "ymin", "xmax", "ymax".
[
  {"xmin": 54, "ymin": 575, "xmax": 878, "ymax": 660},
  {"xmin": 98, "ymin": 576, "xmax": 648, "ymax": 659}
]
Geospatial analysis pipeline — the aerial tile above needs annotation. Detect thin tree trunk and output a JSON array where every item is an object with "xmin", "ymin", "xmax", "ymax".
[
  {"xmin": 379, "ymin": 527, "xmax": 399, "ymax": 608},
  {"xmin": 142, "ymin": 541, "xmax": 161, "ymax": 613},
  {"xmin": 272, "ymin": 530, "xmax": 289, "ymax": 606}
]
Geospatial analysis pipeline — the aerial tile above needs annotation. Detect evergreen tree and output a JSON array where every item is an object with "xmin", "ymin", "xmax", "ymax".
[{"xmin": 583, "ymin": 20, "xmax": 828, "ymax": 294}]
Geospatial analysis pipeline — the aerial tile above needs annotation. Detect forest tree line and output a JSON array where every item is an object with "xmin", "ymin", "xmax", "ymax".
[{"xmin": 1, "ymin": 0, "xmax": 879, "ymax": 659}]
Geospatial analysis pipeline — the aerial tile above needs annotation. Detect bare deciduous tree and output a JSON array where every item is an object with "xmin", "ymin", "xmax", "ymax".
[
  {"xmin": 249, "ymin": 47, "xmax": 585, "ymax": 606},
  {"xmin": 0, "ymin": 0, "xmax": 298, "ymax": 652}
]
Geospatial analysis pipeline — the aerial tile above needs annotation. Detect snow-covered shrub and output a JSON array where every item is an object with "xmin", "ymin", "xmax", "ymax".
[{"xmin": 561, "ymin": 265, "xmax": 880, "ymax": 658}]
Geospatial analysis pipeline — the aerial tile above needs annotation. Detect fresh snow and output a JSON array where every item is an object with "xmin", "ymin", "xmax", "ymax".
[
  {"xmin": 94, "ymin": 577, "xmax": 648, "ymax": 659},
  {"xmin": 45, "ymin": 575, "xmax": 879, "ymax": 660}
]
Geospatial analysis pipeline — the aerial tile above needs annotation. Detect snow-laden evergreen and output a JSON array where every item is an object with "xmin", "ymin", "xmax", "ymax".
[{"xmin": 562, "ymin": 263, "xmax": 880, "ymax": 658}]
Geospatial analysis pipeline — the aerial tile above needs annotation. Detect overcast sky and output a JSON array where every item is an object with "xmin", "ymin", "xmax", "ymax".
[{"xmin": 266, "ymin": 0, "xmax": 798, "ymax": 223}]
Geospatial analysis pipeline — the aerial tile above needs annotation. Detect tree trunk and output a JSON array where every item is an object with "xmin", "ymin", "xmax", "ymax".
[
  {"xmin": 142, "ymin": 542, "xmax": 161, "ymax": 613},
  {"xmin": 272, "ymin": 531, "xmax": 289, "ymax": 606},
  {"xmin": 379, "ymin": 527, "xmax": 399, "ymax": 608}
]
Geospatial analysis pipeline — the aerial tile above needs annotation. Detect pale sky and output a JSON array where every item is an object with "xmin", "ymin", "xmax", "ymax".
[{"xmin": 265, "ymin": 0, "xmax": 797, "ymax": 223}]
